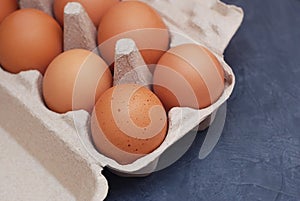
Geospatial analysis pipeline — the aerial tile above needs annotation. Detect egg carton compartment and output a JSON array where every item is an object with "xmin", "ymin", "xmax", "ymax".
[
  {"xmin": 79, "ymin": 57, "xmax": 235, "ymax": 175},
  {"xmin": 0, "ymin": 0, "xmax": 243, "ymax": 200}
]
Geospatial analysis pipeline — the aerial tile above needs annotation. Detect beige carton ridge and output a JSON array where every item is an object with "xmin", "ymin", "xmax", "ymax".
[
  {"xmin": 139, "ymin": 0, "xmax": 243, "ymax": 55},
  {"xmin": 64, "ymin": 2, "xmax": 98, "ymax": 52},
  {"xmin": 20, "ymin": 0, "xmax": 54, "ymax": 16},
  {"xmin": 113, "ymin": 38, "xmax": 152, "ymax": 89}
]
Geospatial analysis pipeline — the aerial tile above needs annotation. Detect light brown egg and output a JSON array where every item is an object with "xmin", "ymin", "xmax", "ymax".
[
  {"xmin": 53, "ymin": 0, "xmax": 120, "ymax": 27},
  {"xmin": 0, "ymin": 9, "xmax": 62, "ymax": 74},
  {"xmin": 0, "ymin": 0, "xmax": 18, "ymax": 24},
  {"xmin": 153, "ymin": 44, "xmax": 225, "ymax": 111},
  {"xmin": 43, "ymin": 49, "xmax": 112, "ymax": 114},
  {"xmin": 91, "ymin": 84, "xmax": 168, "ymax": 165},
  {"xmin": 98, "ymin": 1, "xmax": 170, "ymax": 68}
]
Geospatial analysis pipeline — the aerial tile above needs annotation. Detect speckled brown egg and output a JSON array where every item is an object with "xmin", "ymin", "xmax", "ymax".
[
  {"xmin": 0, "ymin": 9, "xmax": 62, "ymax": 74},
  {"xmin": 53, "ymin": 0, "xmax": 120, "ymax": 27},
  {"xmin": 43, "ymin": 49, "xmax": 112, "ymax": 113},
  {"xmin": 153, "ymin": 44, "xmax": 225, "ymax": 111},
  {"xmin": 91, "ymin": 84, "xmax": 168, "ymax": 165},
  {"xmin": 0, "ymin": 0, "xmax": 18, "ymax": 24},
  {"xmin": 98, "ymin": 1, "xmax": 170, "ymax": 68}
]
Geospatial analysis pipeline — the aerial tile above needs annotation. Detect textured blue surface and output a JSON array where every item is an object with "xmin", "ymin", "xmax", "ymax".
[{"xmin": 103, "ymin": 0, "xmax": 300, "ymax": 200}]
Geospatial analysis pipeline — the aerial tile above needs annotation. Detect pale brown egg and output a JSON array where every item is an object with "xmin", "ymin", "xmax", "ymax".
[
  {"xmin": 153, "ymin": 44, "xmax": 225, "ymax": 111},
  {"xmin": 43, "ymin": 49, "xmax": 112, "ymax": 114},
  {"xmin": 91, "ymin": 84, "xmax": 168, "ymax": 165},
  {"xmin": 53, "ymin": 0, "xmax": 120, "ymax": 27},
  {"xmin": 0, "ymin": 9, "xmax": 62, "ymax": 74},
  {"xmin": 98, "ymin": 1, "xmax": 170, "ymax": 68},
  {"xmin": 0, "ymin": 0, "xmax": 18, "ymax": 24}
]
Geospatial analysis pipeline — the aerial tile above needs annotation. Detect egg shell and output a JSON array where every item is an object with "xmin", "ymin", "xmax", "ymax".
[
  {"xmin": 153, "ymin": 44, "xmax": 225, "ymax": 111},
  {"xmin": 0, "ymin": 9, "xmax": 62, "ymax": 74},
  {"xmin": 91, "ymin": 84, "xmax": 168, "ymax": 165},
  {"xmin": 54, "ymin": 0, "xmax": 120, "ymax": 27},
  {"xmin": 0, "ymin": 0, "xmax": 18, "ymax": 24},
  {"xmin": 43, "ymin": 49, "xmax": 112, "ymax": 114},
  {"xmin": 98, "ymin": 1, "xmax": 170, "ymax": 68}
]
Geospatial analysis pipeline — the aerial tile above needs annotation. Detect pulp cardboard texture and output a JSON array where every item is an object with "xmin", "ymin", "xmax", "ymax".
[
  {"xmin": 114, "ymin": 38, "xmax": 153, "ymax": 89},
  {"xmin": 0, "ymin": 0, "xmax": 243, "ymax": 200},
  {"xmin": 64, "ymin": 3, "xmax": 98, "ymax": 52},
  {"xmin": 20, "ymin": 0, "xmax": 54, "ymax": 17}
]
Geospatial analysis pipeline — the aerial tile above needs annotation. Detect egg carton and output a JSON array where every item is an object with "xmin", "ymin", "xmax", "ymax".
[{"xmin": 0, "ymin": 0, "xmax": 243, "ymax": 200}]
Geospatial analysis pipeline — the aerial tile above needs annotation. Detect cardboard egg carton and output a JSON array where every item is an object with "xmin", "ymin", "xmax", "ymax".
[{"xmin": 0, "ymin": 0, "xmax": 243, "ymax": 200}]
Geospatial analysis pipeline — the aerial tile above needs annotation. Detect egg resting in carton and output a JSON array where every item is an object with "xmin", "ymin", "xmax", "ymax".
[{"xmin": 0, "ymin": 0, "xmax": 243, "ymax": 200}]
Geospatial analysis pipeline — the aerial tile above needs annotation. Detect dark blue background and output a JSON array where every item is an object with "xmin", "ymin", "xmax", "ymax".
[{"xmin": 103, "ymin": 0, "xmax": 300, "ymax": 200}]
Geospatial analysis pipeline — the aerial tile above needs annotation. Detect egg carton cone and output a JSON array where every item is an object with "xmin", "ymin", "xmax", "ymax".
[
  {"xmin": 113, "ymin": 38, "xmax": 152, "ymax": 89},
  {"xmin": 63, "ymin": 2, "xmax": 98, "ymax": 52},
  {"xmin": 19, "ymin": 0, "xmax": 54, "ymax": 16},
  {"xmin": 0, "ymin": 0, "xmax": 243, "ymax": 200}
]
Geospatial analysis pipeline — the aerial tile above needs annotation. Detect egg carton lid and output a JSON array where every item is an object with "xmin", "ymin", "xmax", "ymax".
[{"xmin": 1, "ymin": 0, "xmax": 243, "ymax": 200}]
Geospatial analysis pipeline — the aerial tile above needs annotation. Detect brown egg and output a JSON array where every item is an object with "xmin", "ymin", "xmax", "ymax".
[
  {"xmin": 0, "ymin": 0, "xmax": 18, "ymax": 24},
  {"xmin": 91, "ymin": 84, "xmax": 168, "ymax": 165},
  {"xmin": 53, "ymin": 0, "xmax": 120, "ymax": 27},
  {"xmin": 43, "ymin": 49, "xmax": 112, "ymax": 114},
  {"xmin": 98, "ymin": 1, "xmax": 170, "ymax": 68},
  {"xmin": 0, "ymin": 9, "xmax": 62, "ymax": 74},
  {"xmin": 153, "ymin": 44, "xmax": 225, "ymax": 111}
]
